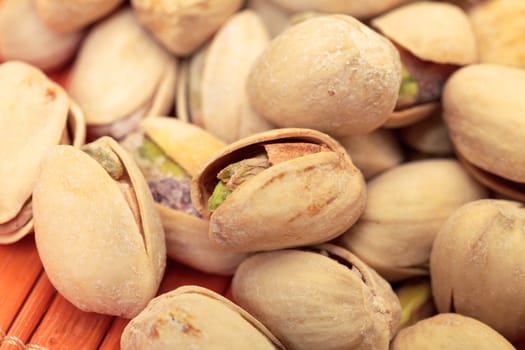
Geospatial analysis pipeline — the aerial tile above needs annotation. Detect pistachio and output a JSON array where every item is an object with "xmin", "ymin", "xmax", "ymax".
[
  {"xmin": 121, "ymin": 286, "xmax": 285, "ymax": 349},
  {"xmin": 33, "ymin": 137, "xmax": 166, "ymax": 318},
  {"xmin": 0, "ymin": 0, "xmax": 82, "ymax": 72},
  {"xmin": 0, "ymin": 61, "xmax": 85, "ymax": 245},
  {"xmin": 247, "ymin": 0, "xmax": 291, "ymax": 38},
  {"xmin": 391, "ymin": 313, "xmax": 516, "ymax": 350},
  {"xmin": 430, "ymin": 199, "xmax": 525, "ymax": 343},
  {"xmin": 232, "ymin": 244, "xmax": 401, "ymax": 350},
  {"xmin": 338, "ymin": 159, "xmax": 488, "ymax": 282},
  {"xmin": 192, "ymin": 128, "xmax": 366, "ymax": 252},
  {"xmin": 400, "ymin": 109, "xmax": 454, "ymax": 156},
  {"xmin": 131, "ymin": 0, "xmax": 243, "ymax": 56},
  {"xmin": 394, "ymin": 278, "xmax": 436, "ymax": 329},
  {"xmin": 68, "ymin": 8, "xmax": 177, "ymax": 141},
  {"xmin": 247, "ymin": 14, "xmax": 401, "ymax": 136}
]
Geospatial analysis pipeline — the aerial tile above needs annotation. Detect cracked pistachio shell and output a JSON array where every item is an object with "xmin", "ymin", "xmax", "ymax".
[
  {"xmin": 391, "ymin": 313, "xmax": 516, "ymax": 350},
  {"xmin": 33, "ymin": 137, "xmax": 166, "ymax": 318},
  {"xmin": 372, "ymin": 1, "xmax": 477, "ymax": 65},
  {"xmin": 430, "ymin": 199, "xmax": 525, "ymax": 343},
  {"xmin": 0, "ymin": 0, "xmax": 83, "ymax": 72},
  {"xmin": 68, "ymin": 8, "xmax": 177, "ymax": 140},
  {"xmin": 140, "ymin": 117, "xmax": 248, "ymax": 275},
  {"xmin": 382, "ymin": 102, "xmax": 440, "ymax": 129},
  {"xmin": 400, "ymin": 109, "xmax": 454, "ymax": 156},
  {"xmin": 191, "ymin": 128, "xmax": 366, "ymax": 252},
  {"xmin": 36, "ymin": 0, "xmax": 124, "ymax": 33},
  {"xmin": 0, "ymin": 61, "xmax": 85, "ymax": 245},
  {"xmin": 121, "ymin": 285, "xmax": 284, "ymax": 350},
  {"xmin": 470, "ymin": 0, "xmax": 525, "ymax": 69},
  {"xmin": 268, "ymin": 0, "xmax": 415, "ymax": 19},
  {"xmin": 444, "ymin": 64, "xmax": 525, "ymax": 188},
  {"xmin": 199, "ymin": 10, "xmax": 274, "ymax": 143},
  {"xmin": 247, "ymin": 15, "xmax": 401, "ymax": 137},
  {"xmin": 131, "ymin": 0, "xmax": 243, "ymax": 56},
  {"xmin": 338, "ymin": 159, "xmax": 488, "ymax": 282},
  {"xmin": 232, "ymin": 244, "xmax": 401, "ymax": 350}
]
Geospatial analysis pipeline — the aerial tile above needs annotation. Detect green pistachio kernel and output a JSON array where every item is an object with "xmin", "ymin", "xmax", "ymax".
[
  {"xmin": 82, "ymin": 142, "xmax": 124, "ymax": 180},
  {"xmin": 397, "ymin": 65, "xmax": 419, "ymax": 109},
  {"xmin": 208, "ymin": 181, "xmax": 233, "ymax": 211}
]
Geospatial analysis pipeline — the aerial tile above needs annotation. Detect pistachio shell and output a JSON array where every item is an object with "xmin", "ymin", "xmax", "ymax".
[
  {"xmin": 201, "ymin": 10, "xmax": 274, "ymax": 143},
  {"xmin": 430, "ymin": 199, "xmax": 525, "ymax": 342},
  {"xmin": 35, "ymin": 0, "xmax": 124, "ymax": 32},
  {"xmin": 68, "ymin": 8, "xmax": 176, "ymax": 133},
  {"xmin": 395, "ymin": 278, "xmax": 436, "ymax": 329},
  {"xmin": 246, "ymin": 0, "xmax": 291, "ymax": 38},
  {"xmin": 33, "ymin": 137, "xmax": 166, "ymax": 318},
  {"xmin": 192, "ymin": 128, "xmax": 366, "ymax": 252},
  {"xmin": 443, "ymin": 64, "xmax": 525, "ymax": 183},
  {"xmin": 469, "ymin": 0, "xmax": 525, "ymax": 69},
  {"xmin": 338, "ymin": 159, "xmax": 488, "ymax": 282},
  {"xmin": 372, "ymin": 1, "xmax": 477, "ymax": 65},
  {"xmin": 391, "ymin": 313, "xmax": 516, "ymax": 350},
  {"xmin": 247, "ymin": 14, "xmax": 401, "ymax": 136},
  {"xmin": 121, "ymin": 285, "xmax": 284, "ymax": 349},
  {"xmin": 382, "ymin": 102, "xmax": 439, "ymax": 128},
  {"xmin": 0, "ymin": 0, "xmax": 82, "ymax": 72},
  {"xmin": 400, "ymin": 109, "xmax": 454, "ymax": 156},
  {"xmin": 232, "ymin": 244, "xmax": 401, "ymax": 350},
  {"xmin": 131, "ymin": 0, "xmax": 243, "ymax": 56},
  {"xmin": 0, "ymin": 61, "xmax": 85, "ymax": 245}
]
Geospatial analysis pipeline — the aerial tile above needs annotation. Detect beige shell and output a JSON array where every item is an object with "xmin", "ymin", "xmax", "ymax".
[
  {"xmin": 247, "ymin": 14, "xmax": 401, "ymax": 137},
  {"xmin": 0, "ymin": 61, "xmax": 85, "ymax": 245},
  {"xmin": 246, "ymin": 0, "xmax": 291, "ymax": 38},
  {"xmin": 338, "ymin": 159, "xmax": 488, "ymax": 282},
  {"xmin": 200, "ymin": 10, "xmax": 274, "ymax": 143},
  {"xmin": 33, "ymin": 137, "xmax": 166, "ymax": 318},
  {"xmin": 67, "ymin": 8, "xmax": 177, "ymax": 140},
  {"xmin": 0, "ymin": 0, "xmax": 83, "ymax": 72},
  {"xmin": 382, "ymin": 102, "xmax": 440, "ymax": 129},
  {"xmin": 443, "ymin": 63, "xmax": 525, "ymax": 183},
  {"xmin": 400, "ymin": 109, "xmax": 454, "ymax": 156},
  {"xmin": 391, "ymin": 313, "xmax": 516, "ymax": 350},
  {"xmin": 430, "ymin": 199, "xmax": 525, "ymax": 343},
  {"xmin": 336, "ymin": 129, "xmax": 403, "ymax": 180},
  {"xmin": 267, "ymin": 0, "xmax": 415, "ymax": 19},
  {"xmin": 35, "ymin": 0, "xmax": 124, "ymax": 33},
  {"xmin": 137, "ymin": 117, "xmax": 248, "ymax": 275},
  {"xmin": 131, "ymin": 0, "xmax": 243, "ymax": 56},
  {"xmin": 470, "ymin": 0, "xmax": 525, "ymax": 69},
  {"xmin": 121, "ymin": 285, "xmax": 285, "ymax": 349},
  {"xmin": 232, "ymin": 244, "xmax": 401, "ymax": 350},
  {"xmin": 372, "ymin": 1, "xmax": 477, "ymax": 65},
  {"xmin": 192, "ymin": 128, "xmax": 367, "ymax": 252}
]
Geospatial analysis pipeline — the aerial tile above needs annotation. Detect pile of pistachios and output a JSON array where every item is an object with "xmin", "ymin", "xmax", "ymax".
[{"xmin": 1, "ymin": 0, "xmax": 525, "ymax": 349}]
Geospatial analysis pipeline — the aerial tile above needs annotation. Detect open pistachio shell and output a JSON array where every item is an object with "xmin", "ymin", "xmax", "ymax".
[
  {"xmin": 382, "ymin": 102, "xmax": 439, "ymax": 129},
  {"xmin": 232, "ymin": 244, "xmax": 401, "ymax": 350},
  {"xmin": 36, "ymin": 0, "xmax": 124, "ymax": 33},
  {"xmin": 400, "ymin": 109, "xmax": 454, "ymax": 156},
  {"xmin": 121, "ymin": 285, "xmax": 285, "ymax": 349},
  {"xmin": 338, "ymin": 159, "xmax": 488, "ymax": 282},
  {"xmin": 192, "ymin": 128, "xmax": 366, "ymax": 252},
  {"xmin": 68, "ymin": 8, "xmax": 177, "ymax": 141},
  {"xmin": 33, "ymin": 137, "xmax": 166, "ymax": 318},
  {"xmin": 0, "ymin": 0, "xmax": 82, "ymax": 72},
  {"xmin": 247, "ymin": 14, "xmax": 401, "ymax": 136},
  {"xmin": 391, "ymin": 313, "xmax": 516, "ymax": 350},
  {"xmin": 430, "ymin": 199, "xmax": 525, "ymax": 343},
  {"xmin": 444, "ymin": 64, "xmax": 525, "ymax": 185},
  {"xmin": 0, "ymin": 61, "xmax": 85, "ymax": 245},
  {"xmin": 131, "ymin": 117, "xmax": 248, "ymax": 275},
  {"xmin": 200, "ymin": 10, "xmax": 274, "ymax": 143},
  {"xmin": 131, "ymin": 0, "xmax": 243, "ymax": 56}
]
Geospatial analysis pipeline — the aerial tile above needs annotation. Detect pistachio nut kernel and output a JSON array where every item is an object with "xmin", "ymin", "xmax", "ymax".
[
  {"xmin": 121, "ymin": 286, "xmax": 285, "ymax": 350},
  {"xmin": 391, "ymin": 313, "xmax": 516, "ymax": 350},
  {"xmin": 232, "ymin": 244, "xmax": 401, "ymax": 350},
  {"xmin": 192, "ymin": 128, "xmax": 366, "ymax": 252},
  {"xmin": 430, "ymin": 199, "xmax": 525, "ymax": 343},
  {"xmin": 33, "ymin": 137, "xmax": 166, "ymax": 318},
  {"xmin": 394, "ymin": 278, "xmax": 436, "ymax": 329}
]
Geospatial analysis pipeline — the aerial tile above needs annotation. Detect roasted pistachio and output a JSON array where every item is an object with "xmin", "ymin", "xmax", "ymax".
[
  {"xmin": 247, "ymin": 15, "xmax": 401, "ymax": 136},
  {"xmin": 394, "ymin": 278, "xmax": 436, "ymax": 329},
  {"xmin": 430, "ymin": 199, "xmax": 525, "ymax": 343},
  {"xmin": 68, "ymin": 8, "xmax": 177, "ymax": 141},
  {"xmin": 338, "ymin": 159, "xmax": 488, "ymax": 282},
  {"xmin": 400, "ymin": 109, "xmax": 454, "ymax": 156},
  {"xmin": 232, "ymin": 244, "xmax": 401, "ymax": 350},
  {"xmin": 121, "ymin": 286, "xmax": 284, "ymax": 349},
  {"xmin": 33, "ymin": 137, "xmax": 166, "ymax": 318},
  {"xmin": 191, "ymin": 128, "xmax": 366, "ymax": 252},
  {"xmin": 0, "ymin": 61, "xmax": 85, "ymax": 245},
  {"xmin": 247, "ymin": 0, "xmax": 291, "ymax": 38}
]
